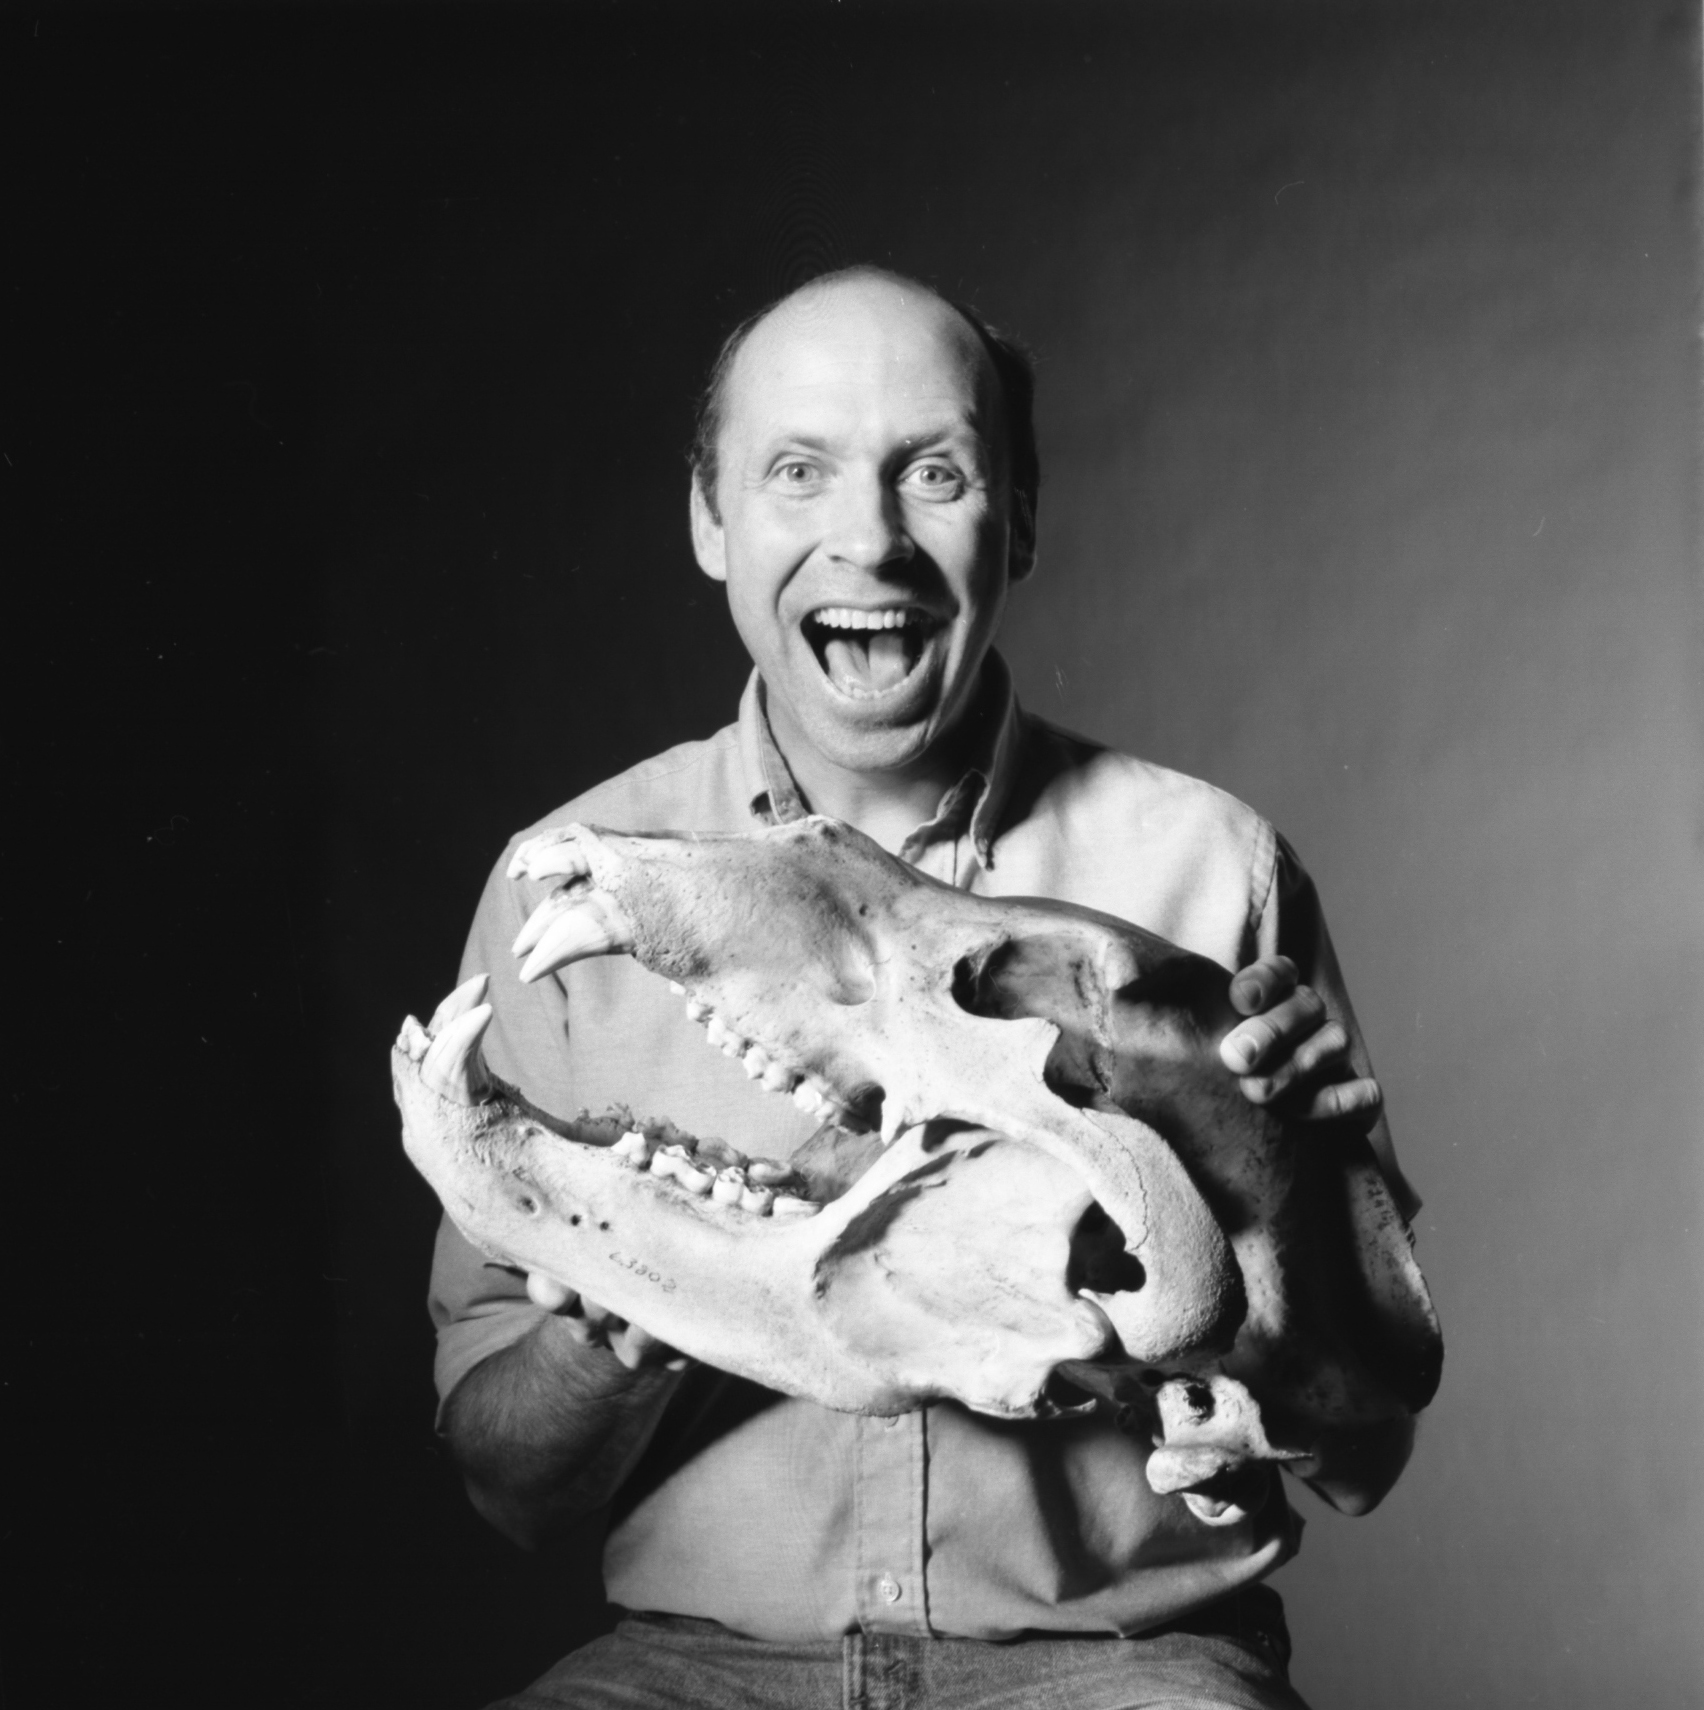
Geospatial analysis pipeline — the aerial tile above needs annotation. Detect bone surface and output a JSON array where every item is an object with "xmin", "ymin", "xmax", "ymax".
[{"xmin": 395, "ymin": 816, "xmax": 1441, "ymax": 1508}]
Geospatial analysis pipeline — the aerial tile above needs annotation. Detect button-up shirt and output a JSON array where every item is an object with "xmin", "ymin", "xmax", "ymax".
[{"xmin": 428, "ymin": 659, "xmax": 1416, "ymax": 1642}]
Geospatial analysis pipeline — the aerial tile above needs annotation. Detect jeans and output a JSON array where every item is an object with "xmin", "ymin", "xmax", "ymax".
[{"xmin": 486, "ymin": 1588, "xmax": 1311, "ymax": 1710}]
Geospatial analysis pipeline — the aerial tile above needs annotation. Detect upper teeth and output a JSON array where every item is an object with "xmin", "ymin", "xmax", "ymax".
[
  {"xmin": 813, "ymin": 608, "xmax": 915, "ymax": 631},
  {"xmin": 690, "ymin": 996, "xmax": 836, "ymax": 1116}
]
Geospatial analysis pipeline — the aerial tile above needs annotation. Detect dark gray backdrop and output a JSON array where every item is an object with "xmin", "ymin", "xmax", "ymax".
[{"xmin": 10, "ymin": 3, "xmax": 1699, "ymax": 1707}]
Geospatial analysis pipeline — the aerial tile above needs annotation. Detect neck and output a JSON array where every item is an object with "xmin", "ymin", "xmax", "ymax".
[
  {"xmin": 766, "ymin": 699, "xmax": 988, "ymax": 857},
  {"xmin": 786, "ymin": 755, "xmax": 957, "ymax": 855}
]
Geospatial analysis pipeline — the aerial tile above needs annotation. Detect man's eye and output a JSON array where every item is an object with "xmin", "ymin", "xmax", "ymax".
[
  {"xmin": 902, "ymin": 462, "xmax": 964, "ymax": 498},
  {"xmin": 774, "ymin": 460, "xmax": 820, "ymax": 486}
]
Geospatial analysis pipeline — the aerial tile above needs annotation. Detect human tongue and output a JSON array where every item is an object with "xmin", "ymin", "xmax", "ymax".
[{"xmin": 823, "ymin": 629, "xmax": 913, "ymax": 696}]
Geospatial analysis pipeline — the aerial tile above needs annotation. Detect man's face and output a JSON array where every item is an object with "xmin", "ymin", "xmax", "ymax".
[{"xmin": 692, "ymin": 277, "xmax": 1032, "ymax": 782}]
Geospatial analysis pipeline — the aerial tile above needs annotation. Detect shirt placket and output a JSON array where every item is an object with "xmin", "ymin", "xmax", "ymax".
[{"xmin": 851, "ymin": 1407, "xmax": 930, "ymax": 1636}]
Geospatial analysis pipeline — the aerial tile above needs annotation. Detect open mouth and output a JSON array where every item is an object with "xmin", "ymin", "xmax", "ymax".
[{"xmin": 803, "ymin": 606, "xmax": 938, "ymax": 698}]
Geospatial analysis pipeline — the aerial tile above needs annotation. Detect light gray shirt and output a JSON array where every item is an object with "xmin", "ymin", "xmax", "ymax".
[{"xmin": 428, "ymin": 659, "xmax": 1416, "ymax": 1642}]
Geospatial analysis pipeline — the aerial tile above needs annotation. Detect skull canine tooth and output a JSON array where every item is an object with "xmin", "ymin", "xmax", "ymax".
[
  {"xmin": 509, "ymin": 889, "xmax": 571, "ymax": 957},
  {"xmin": 428, "ymin": 972, "xmax": 492, "ymax": 1035},
  {"xmin": 420, "ymin": 1003, "xmax": 494, "ymax": 1104},
  {"xmin": 517, "ymin": 892, "xmax": 634, "ymax": 984}
]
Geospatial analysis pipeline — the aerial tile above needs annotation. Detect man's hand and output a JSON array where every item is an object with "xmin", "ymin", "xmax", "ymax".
[
  {"xmin": 1219, "ymin": 955, "xmax": 1382, "ymax": 1126},
  {"xmin": 525, "ymin": 1273, "xmax": 693, "ymax": 1374},
  {"xmin": 444, "ymin": 1279, "xmax": 692, "ymax": 1550}
]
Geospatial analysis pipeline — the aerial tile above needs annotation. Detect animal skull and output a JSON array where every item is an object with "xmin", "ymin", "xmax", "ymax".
[{"xmin": 395, "ymin": 816, "xmax": 1440, "ymax": 1522}]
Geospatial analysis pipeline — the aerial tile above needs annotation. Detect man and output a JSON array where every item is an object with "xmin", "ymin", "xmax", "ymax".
[{"xmin": 429, "ymin": 267, "xmax": 1419, "ymax": 1709}]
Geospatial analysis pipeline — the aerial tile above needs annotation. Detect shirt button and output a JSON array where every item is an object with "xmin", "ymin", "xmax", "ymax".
[{"xmin": 878, "ymin": 1574, "xmax": 902, "ymax": 1604}]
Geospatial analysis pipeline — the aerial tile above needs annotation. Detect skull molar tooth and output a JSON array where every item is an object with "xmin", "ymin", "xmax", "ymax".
[
  {"xmin": 612, "ymin": 1129, "xmax": 652, "ymax": 1167},
  {"xmin": 771, "ymin": 1194, "xmax": 819, "ymax": 1219},
  {"xmin": 651, "ymin": 1143, "xmax": 714, "ymax": 1195},
  {"xmin": 712, "ymin": 1166, "xmax": 747, "ymax": 1206}
]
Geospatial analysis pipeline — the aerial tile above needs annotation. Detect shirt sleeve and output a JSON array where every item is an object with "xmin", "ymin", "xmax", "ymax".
[
  {"xmin": 424, "ymin": 843, "xmax": 572, "ymax": 1417},
  {"xmin": 1253, "ymin": 834, "xmax": 1422, "ymax": 1223}
]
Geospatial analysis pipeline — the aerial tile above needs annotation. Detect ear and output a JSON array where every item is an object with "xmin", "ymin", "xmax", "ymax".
[
  {"xmin": 1007, "ymin": 491, "xmax": 1037, "ymax": 584},
  {"xmin": 690, "ymin": 477, "xmax": 728, "ymax": 582}
]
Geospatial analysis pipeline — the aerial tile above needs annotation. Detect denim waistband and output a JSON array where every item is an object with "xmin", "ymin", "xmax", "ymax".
[{"xmin": 619, "ymin": 1581, "xmax": 1291, "ymax": 1665}]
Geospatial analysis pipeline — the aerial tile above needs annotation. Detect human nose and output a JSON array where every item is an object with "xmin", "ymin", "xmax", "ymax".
[{"xmin": 822, "ymin": 470, "xmax": 913, "ymax": 571}]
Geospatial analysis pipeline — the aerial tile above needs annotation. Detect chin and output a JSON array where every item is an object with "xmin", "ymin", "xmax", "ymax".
[{"xmin": 804, "ymin": 714, "xmax": 942, "ymax": 778}]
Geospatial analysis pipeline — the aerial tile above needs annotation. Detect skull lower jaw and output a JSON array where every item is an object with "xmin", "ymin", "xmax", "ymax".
[{"xmin": 398, "ymin": 1029, "xmax": 1128, "ymax": 1418}]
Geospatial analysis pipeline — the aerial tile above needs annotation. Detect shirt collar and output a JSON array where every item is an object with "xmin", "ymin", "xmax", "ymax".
[{"xmin": 735, "ymin": 654, "xmax": 1022, "ymax": 867}]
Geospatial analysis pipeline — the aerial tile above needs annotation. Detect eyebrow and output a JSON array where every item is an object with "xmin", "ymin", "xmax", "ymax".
[
  {"xmin": 761, "ymin": 434, "xmax": 838, "ymax": 455},
  {"xmin": 896, "ymin": 422, "xmax": 985, "ymax": 451},
  {"xmin": 757, "ymin": 422, "xmax": 988, "ymax": 457}
]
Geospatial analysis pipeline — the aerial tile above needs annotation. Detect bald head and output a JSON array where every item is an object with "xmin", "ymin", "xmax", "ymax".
[{"xmin": 690, "ymin": 267, "xmax": 1038, "ymax": 536}]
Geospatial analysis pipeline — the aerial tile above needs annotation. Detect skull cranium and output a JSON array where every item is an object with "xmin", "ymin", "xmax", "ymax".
[{"xmin": 395, "ymin": 815, "xmax": 1440, "ymax": 1521}]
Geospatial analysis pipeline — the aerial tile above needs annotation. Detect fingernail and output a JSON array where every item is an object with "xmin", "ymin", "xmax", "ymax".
[
  {"xmin": 1232, "ymin": 981, "xmax": 1260, "ymax": 1009},
  {"xmin": 1224, "ymin": 1035, "xmax": 1255, "ymax": 1072}
]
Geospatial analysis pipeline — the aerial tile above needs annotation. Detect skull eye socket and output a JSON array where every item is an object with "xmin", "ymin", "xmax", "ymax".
[
  {"xmin": 1066, "ymin": 1201, "xmax": 1145, "ymax": 1296},
  {"xmin": 952, "ymin": 933, "xmax": 1109, "ymax": 1026},
  {"xmin": 952, "ymin": 938, "xmax": 1111, "ymax": 1106}
]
